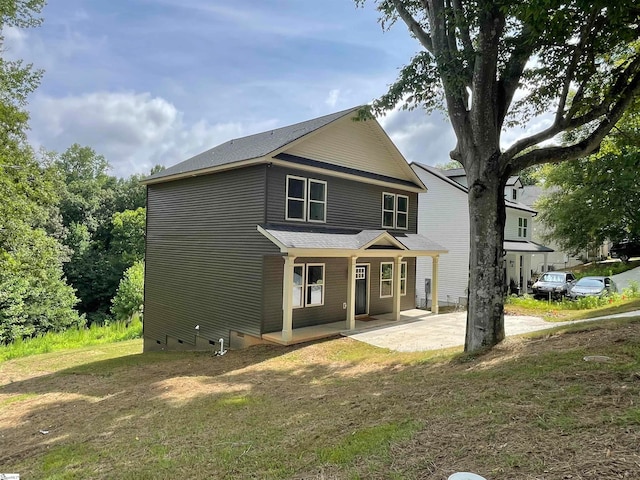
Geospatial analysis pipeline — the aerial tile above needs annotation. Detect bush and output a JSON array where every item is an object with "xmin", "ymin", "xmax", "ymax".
[{"xmin": 111, "ymin": 261, "xmax": 144, "ymax": 325}]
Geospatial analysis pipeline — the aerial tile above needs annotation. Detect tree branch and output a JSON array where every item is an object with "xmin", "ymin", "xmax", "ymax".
[
  {"xmin": 392, "ymin": 0, "xmax": 434, "ymax": 53},
  {"xmin": 510, "ymin": 67, "xmax": 640, "ymax": 171},
  {"xmin": 451, "ymin": 0, "xmax": 473, "ymax": 54}
]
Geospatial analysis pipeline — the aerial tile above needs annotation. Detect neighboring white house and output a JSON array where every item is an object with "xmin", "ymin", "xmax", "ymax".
[{"xmin": 412, "ymin": 163, "xmax": 554, "ymax": 307}]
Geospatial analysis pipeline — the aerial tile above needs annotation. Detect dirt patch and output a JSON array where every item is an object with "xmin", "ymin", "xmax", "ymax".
[{"xmin": 1, "ymin": 323, "xmax": 640, "ymax": 479}]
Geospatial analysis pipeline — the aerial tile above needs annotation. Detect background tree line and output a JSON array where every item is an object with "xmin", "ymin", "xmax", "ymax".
[{"xmin": 0, "ymin": 0, "xmax": 157, "ymax": 344}]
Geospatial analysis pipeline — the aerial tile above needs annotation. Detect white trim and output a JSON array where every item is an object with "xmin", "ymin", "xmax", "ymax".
[
  {"xmin": 292, "ymin": 264, "xmax": 305, "ymax": 309},
  {"xmin": 382, "ymin": 192, "xmax": 395, "ymax": 229},
  {"xmin": 381, "ymin": 192, "xmax": 409, "ymax": 230},
  {"xmin": 307, "ymin": 178, "xmax": 327, "ymax": 223},
  {"xmin": 285, "ymin": 175, "xmax": 307, "ymax": 222},
  {"xmin": 380, "ymin": 261, "xmax": 394, "ymax": 298},
  {"xmin": 396, "ymin": 194, "xmax": 409, "ymax": 230},
  {"xmin": 305, "ymin": 263, "xmax": 325, "ymax": 307}
]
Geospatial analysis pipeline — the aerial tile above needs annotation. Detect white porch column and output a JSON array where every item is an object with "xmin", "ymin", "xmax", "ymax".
[
  {"xmin": 392, "ymin": 256, "xmax": 403, "ymax": 321},
  {"xmin": 515, "ymin": 254, "xmax": 521, "ymax": 293},
  {"xmin": 346, "ymin": 256, "xmax": 357, "ymax": 330},
  {"xmin": 282, "ymin": 255, "xmax": 296, "ymax": 342},
  {"xmin": 543, "ymin": 252, "xmax": 549, "ymax": 272},
  {"xmin": 432, "ymin": 255, "xmax": 439, "ymax": 314}
]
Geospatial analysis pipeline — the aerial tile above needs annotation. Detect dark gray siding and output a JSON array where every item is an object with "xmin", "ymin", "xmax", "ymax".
[
  {"xmin": 144, "ymin": 165, "xmax": 279, "ymax": 350},
  {"xmin": 266, "ymin": 165, "xmax": 418, "ymax": 233},
  {"xmin": 262, "ymin": 256, "xmax": 416, "ymax": 333}
]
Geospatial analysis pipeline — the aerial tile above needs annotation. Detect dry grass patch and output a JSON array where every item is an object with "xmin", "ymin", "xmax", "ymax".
[{"xmin": 1, "ymin": 321, "xmax": 640, "ymax": 479}]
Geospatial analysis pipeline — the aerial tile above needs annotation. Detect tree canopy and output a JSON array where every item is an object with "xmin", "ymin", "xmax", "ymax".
[
  {"xmin": 537, "ymin": 101, "xmax": 640, "ymax": 254},
  {"xmin": 357, "ymin": 0, "xmax": 640, "ymax": 351}
]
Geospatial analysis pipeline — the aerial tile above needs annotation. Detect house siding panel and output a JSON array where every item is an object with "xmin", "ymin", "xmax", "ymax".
[
  {"xmin": 144, "ymin": 165, "xmax": 279, "ymax": 350},
  {"xmin": 283, "ymin": 116, "xmax": 415, "ymax": 182},
  {"xmin": 266, "ymin": 165, "xmax": 418, "ymax": 233}
]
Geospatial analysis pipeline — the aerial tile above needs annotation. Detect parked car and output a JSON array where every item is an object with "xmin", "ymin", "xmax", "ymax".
[
  {"xmin": 531, "ymin": 271, "xmax": 577, "ymax": 300},
  {"xmin": 568, "ymin": 276, "xmax": 617, "ymax": 300},
  {"xmin": 610, "ymin": 239, "xmax": 640, "ymax": 263}
]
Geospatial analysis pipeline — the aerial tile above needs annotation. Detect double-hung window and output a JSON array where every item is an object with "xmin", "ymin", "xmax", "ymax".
[
  {"xmin": 380, "ymin": 261, "xmax": 407, "ymax": 298},
  {"xmin": 286, "ymin": 175, "xmax": 326, "ymax": 222},
  {"xmin": 292, "ymin": 263, "xmax": 325, "ymax": 308},
  {"xmin": 518, "ymin": 217, "xmax": 528, "ymax": 238},
  {"xmin": 381, "ymin": 192, "xmax": 408, "ymax": 230}
]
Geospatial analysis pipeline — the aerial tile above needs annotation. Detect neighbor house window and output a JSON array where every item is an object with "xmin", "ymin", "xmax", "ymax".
[
  {"xmin": 381, "ymin": 193, "xmax": 409, "ymax": 230},
  {"xmin": 512, "ymin": 188, "xmax": 517, "ymax": 200},
  {"xmin": 380, "ymin": 262, "xmax": 407, "ymax": 298},
  {"xmin": 518, "ymin": 217, "xmax": 528, "ymax": 238},
  {"xmin": 286, "ymin": 175, "xmax": 326, "ymax": 222},
  {"xmin": 292, "ymin": 263, "xmax": 325, "ymax": 307}
]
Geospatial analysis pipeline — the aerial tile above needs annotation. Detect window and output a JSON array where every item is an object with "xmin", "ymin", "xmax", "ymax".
[
  {"xmin": 292, "ymin": 265, "xmax": 304, "ymax": 308},
  {"xmin": 381, "ymin": 193, "xmax": 409, "ymax": 230},
  {"xmin": 380, "ymin": 261, "xmax": 407, "ymax": 298},
  {"xmin": 292, "ymin": 263, "xmax": 324, "ymax": 307},
  {"xmin": 286, "ymin": 175, "xmax": 326, "ymax": 222},
  {"xmin": 380, "ymin": 262, "xmax": 393, "ymax": 297},
  {"xmin": 518, "ymin": 217, "xmax": 528, "ymax": 238},
  {"xmin": 512, "ymin": 188, "xmax": 517, "ymax": 200}
]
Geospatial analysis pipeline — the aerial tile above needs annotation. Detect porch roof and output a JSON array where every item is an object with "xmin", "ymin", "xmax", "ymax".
[
  {"xmin": 257, "ymin": 224, "xmax": 447, "ymax": 257},
  {"xmin": 504, "ymin": 240, "xmax": 554, "ymax": 253}
]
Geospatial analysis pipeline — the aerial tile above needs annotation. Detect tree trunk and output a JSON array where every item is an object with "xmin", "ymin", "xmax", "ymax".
[{"xmin": 465, "ymin": 170, "xmax": 507, "ymax": 352}]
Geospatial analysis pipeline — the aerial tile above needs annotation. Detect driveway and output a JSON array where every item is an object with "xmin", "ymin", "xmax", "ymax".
[
  {"xmin": 612, "ymin": 264, "xmax": 640, "ymax": 291},
  {"xmin": 345, "ymin": 308, "xmax": 640, "ymax": 352}
]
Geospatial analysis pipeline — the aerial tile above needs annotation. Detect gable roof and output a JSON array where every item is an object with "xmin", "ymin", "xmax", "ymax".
[
  {"xmin": 411, "ymin": 162, "xmax": 537, "ymax": 214},
  {"xmin": 142, "ymin": 107, "xmax": 426, "ymax": 191}
]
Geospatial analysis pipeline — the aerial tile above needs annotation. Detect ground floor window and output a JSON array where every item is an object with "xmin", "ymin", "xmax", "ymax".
[
  {"xmin": 380, "ymin": 261, "xmax": 408, "ymax": 298},
  {"xmin": 293, "ymin": 263, "xmax": 325, "ymax": 307}
]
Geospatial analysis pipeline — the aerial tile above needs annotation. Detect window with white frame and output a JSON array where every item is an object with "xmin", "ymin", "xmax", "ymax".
[
  {"xmin": 286, "ymin": 175, "xmax": 326, "ymax": 222},
  {"xmin": 518, "ymin": 217, "xmax": 528, "ymax": 238},
  {"xmin": 380, "ymin": 262, "xmax": 393, "ymax": 297},
  {"xmin": 512, "ymin": 188, "xmax": 517, "ymax": 200},
  {"xmin": 381, "ymin": 193, "xmax": 409, "ymax": 230},
  {"xmin": 380, "ymin": 262, "xmax": 408, "ymax": 298},
  {"xmin": 291, "ymin": 263, "xmax": 325, "ymax": 307}
]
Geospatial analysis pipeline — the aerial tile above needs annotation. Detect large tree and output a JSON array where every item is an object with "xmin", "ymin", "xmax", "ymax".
[{"xmin": 357, "ymin": 1, "xmax": 640, "ymax": 351}]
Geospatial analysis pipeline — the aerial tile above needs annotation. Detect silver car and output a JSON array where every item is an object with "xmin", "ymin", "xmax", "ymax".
[
  {"xmin": 531, "ymin": 272, "xmax": 576, "ymax": 300},
  {"xmin": 568, "ymin": 276, "xmax": 617, "ymax": 299}
]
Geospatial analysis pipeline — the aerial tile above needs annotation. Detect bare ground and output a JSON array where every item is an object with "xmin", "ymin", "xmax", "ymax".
[{"xmin": 1, "ymin": 320, "xmax": 640, "ymax": 479}]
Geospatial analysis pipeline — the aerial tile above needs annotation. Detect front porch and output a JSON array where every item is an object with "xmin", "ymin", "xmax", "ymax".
[{"xmin": 262, "ymin": 308, "xmax": 433, "ymax": 346}]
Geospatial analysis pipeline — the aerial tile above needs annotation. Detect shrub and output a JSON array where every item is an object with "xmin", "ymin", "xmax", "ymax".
[{"xmin": 111, "ymin": 261, "xmax": 144, "ymax": 325}]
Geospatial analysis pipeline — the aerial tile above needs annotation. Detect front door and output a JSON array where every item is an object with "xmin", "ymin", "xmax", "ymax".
[{"xmin": 355, "ymin": 265, "xmax": 368, "ymax": 316}]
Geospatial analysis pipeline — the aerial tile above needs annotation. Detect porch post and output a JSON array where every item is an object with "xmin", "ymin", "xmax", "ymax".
[
  {"xmin": 392, "ymin": 256, "xmax": 403, "ymax": 321},
  {"xmin": 432, "ymin": 255, "xmax": 439, "ymax": 314},
  {"xmin": 543, "ymin": 252, "xmax": 549, "ymax": 272},
  {"xmin": 282, "ymin": 255, "xmax": 296, "ymax": 342},
  {"xmin": 346, "ymin": 256, "xmax": 357, "ymax": 330}
]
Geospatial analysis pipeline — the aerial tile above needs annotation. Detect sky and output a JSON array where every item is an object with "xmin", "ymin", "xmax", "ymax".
[{"xmin": 6, "ymin": 0, "xmax": 542, "ymax": 178}]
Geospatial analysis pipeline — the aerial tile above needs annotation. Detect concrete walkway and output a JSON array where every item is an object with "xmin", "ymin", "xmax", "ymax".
[
  {"xmin": 345, "ymin": 308, "xmax": 640, "ymax": 353},
  {"xmin": 612, "ymin": 264, "xmax": 640, "ymax": 291}
]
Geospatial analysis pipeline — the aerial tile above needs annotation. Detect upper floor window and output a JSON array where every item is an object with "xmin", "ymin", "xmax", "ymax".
[
  {"xmin": 286, "ymin": 175, "xmax": 326, "ymax": 223},
  {"xmin": 512, "ymin": 188, "xmax": 517, "ymax": 201},
  {"xmin": 382, "ymin": 193, "xmax": 408, "ymax": 230},
  {"xmin": 518, "ymin": 217, "xmax": 528, "ymax": 238}
]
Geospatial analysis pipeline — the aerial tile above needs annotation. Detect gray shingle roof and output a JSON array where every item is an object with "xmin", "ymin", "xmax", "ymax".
[
  {"xmin": 504, "ymin": 240, "xmax": 554, "ymax": 253},
  {"xmin": 260, "ymin": 225, "xmax": 447, "ymax": 253},
  {"xmin": 145, "ymin": 106, "xmax": 361, "ymax": 182}
]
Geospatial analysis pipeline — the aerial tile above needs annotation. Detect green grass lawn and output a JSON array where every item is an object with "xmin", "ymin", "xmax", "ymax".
[{"xmin": 2, "ymin": 317, "xmax": 640, "ymax": 479}]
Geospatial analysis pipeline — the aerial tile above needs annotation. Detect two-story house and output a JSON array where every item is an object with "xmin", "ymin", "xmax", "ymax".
[
  {"xmin": 141, "ymin": 107, "xmax": 447, "ymax": 352},
  {"xmin": 411, "ymin": 163, "xmax": 553, "ymax": 308}
]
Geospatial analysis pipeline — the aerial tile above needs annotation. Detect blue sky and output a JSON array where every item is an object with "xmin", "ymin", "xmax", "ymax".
[{"xmin": 9, "ymin": 1, "xmax": 484, "ymax": 177}]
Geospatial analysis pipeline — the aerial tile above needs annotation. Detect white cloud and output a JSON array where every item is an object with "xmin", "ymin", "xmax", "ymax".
[
  {"xmin": 28, "ymin": 91, "xmax": 278, "ymax": 178},
  {"xmin": 325, "ymin": 89, "xmax": 340, "ymax": 108}
]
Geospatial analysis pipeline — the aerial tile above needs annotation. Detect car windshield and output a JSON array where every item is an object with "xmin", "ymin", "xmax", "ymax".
[
  {"xmin": 576, "ymin": 278, "xmax": 604, "ymax": 288},
  {"xmin": 540, "ymin": 273, "xmax": 565, "ymax": 283}
]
